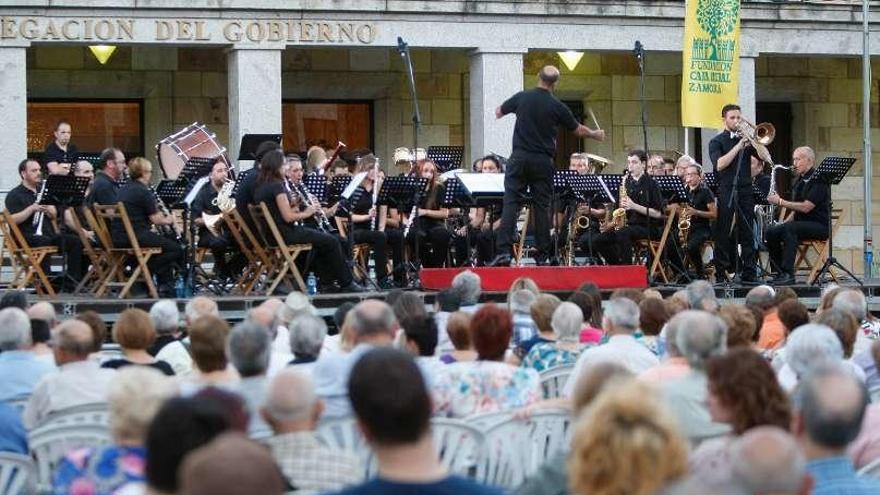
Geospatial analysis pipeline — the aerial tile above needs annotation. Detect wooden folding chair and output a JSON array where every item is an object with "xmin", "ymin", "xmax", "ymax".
[
  {"xmin": 635, "ymin": 204, "xmax": 678, "ymax": 283},
  {"xmin": 0, "ymin": 225, "xmax": 24, "ymax": 287},
  {"xmin": 223, "ymin": 209, "xmax": 275, "ymax": 295},
  {"xmin": 254, "ymin": 203, "xmax": 312, "ymax": 294},
  {"xmin": 66, "ymin": 208, "xmax": 110, "ymax": 295},
  {"xmin": 0, "ymin": 210, "xmax": 57, "ymax": 296},
  {"xmin": 92, "ymin": 203, "xmax": 162, "ymax": 299},
  {"xmin": 794, "ymin": 207, "xmax": 843, "ymax": 284}
]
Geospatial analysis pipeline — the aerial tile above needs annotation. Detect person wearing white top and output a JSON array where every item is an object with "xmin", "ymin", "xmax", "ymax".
[
  {"xmin": 563, "ymin": 298, "xmax": 658, "ymax": 397},
  {"xmin": 24, "ymin": 320, "xmax": 116, "ymax": 429}
]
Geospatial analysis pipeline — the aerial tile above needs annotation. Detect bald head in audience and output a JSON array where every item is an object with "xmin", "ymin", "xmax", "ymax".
[
  {"xmin": 53, "ymin": 319, "xmax": 95, "ymax": 365},
  {"xmin": 184, "ymin": 296, "xmax": 219, "ymax": 326},
  {"xmin": 730, "ymin": 426, "xmax": 812, "ymax": 495},
  {"xmin": 350, "ymin": 299, "xmax": 398, "ymax": 345},
  {"xmin": 261, "ymin": 369, "xmax": 322, "ymax": 433},
  {"xmin": 27, "ymin": 301, "xmax": 58, "ymax": 327}
]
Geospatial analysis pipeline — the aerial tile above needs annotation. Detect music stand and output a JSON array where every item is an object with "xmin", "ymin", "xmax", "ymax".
[
  {"xmin": 39, "ymin": 175, "xmax": 91, "ymax": 287},
  {"xmin": 812, "ymin": 156, "xmax": 859, "ymax": 286},
  {"xmin": 237, "ymin": 134, "xmax": 282, "ymax": 161},
  {"xmin": 654, "ymin": 176, "xmax": 689, "ymax": 204},
  {"xmin": 440, "ymin": 177, "xmax": 468, "ymax": 207},
  {"xmin": 303, "ymin": 174, "xmax": 329, "ymax": 206},
  {"xmin": 567, "ymin": 174, "xmax": 612, "ymax": 265},
  {"xmin": 379, "ymin": 176, "xmax": 429, "ymax": 286},
  {"xmin": 427, "ymin": 146, "xmax": 464, "ymax": 172},
  {"xmin": 703, "ymin": 172, "xmax": 719, "ymax": 193}
]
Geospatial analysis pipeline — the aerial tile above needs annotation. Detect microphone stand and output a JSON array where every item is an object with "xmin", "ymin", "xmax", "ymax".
[
  {"xmin": 398, "ymin": 37, "xmax": 422, "ymax": 162},
  {"xmin": 634, "ymin": 41, "xmax": 649, "ymax": 155}
]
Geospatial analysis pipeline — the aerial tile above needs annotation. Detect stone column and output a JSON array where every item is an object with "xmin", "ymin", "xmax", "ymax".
[
  {"xmin": 469, "ymin": 49, "xmax": 526, "ymax": 163},
  {"xmin": 738, "ymin": 54, "xmax": 757, "ymax": 124},
  {"xmin": 0, "ymin": 47, "xmax": 27, "ymax": 191},
  {"xmin": 227, "ymin": 47, "xmax": 283, "ymax": 170}
]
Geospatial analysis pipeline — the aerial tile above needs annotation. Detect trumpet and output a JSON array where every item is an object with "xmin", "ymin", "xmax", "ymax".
[{"xmin": 735, "ymin": 117, "xmax": 775, "ymax": 164}]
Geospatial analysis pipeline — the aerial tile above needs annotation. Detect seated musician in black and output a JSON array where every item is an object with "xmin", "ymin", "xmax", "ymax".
[
  {"xmin": 234, "ymin": 140, "xmax": 283, "ymax": 233},
  {"xmin": 86, "ymin": 148, "xmax": 126, "ymax": 207},
  {"xmin": 567, "ymin": 153, "xmax": 608, "ymax": 264},
  {"xmin": 252, "ymin": 150, "xmax": 363, "ymax": 293},
  {"xmin": 681, "ymin": 164, "xmax": 717, "ymax": 277},
  {"xmin": 453, "ymin": 156, "xmax": 503, "ymax": 266},
  {"xmin": 111, "ymin": 157, "xmax": 184, "ymax": 297},
  {"xmin": 191, "ymin": 158, "xmax": 235, "ymax": 279},
  {"xmin": 5, "ymin": 158, "xmax": 85, "ymax": 289},
  {"xmin": 405, "ymin": 160, "xmax": 451, "ymax": 268},
  {"xmin": 593, "ymin": 149, "xmax": 665, "ymax": 265},
  {"xmin": 765, "ymin": 146, "xmax": 829, "ymax": 285},
  {"xmin": 341, "ymin": 154, "xmax": 402, "ymax": 289}
]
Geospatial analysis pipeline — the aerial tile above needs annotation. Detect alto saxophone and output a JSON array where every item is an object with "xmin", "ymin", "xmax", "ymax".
[{"xmin": 611, "ymin": 174, "xmax": 629, "ymax": 231}]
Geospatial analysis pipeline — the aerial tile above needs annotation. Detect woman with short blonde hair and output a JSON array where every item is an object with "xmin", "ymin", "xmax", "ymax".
[{"xmin": 569, "ymin": 381, "xmax": 688, "ymax": 495}]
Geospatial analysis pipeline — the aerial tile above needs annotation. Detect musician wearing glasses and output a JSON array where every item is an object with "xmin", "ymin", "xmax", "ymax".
[
  {"xmin": 341, "ymin": 155, "xmax": 402, "ymax": 289},
  {"xmin": 253, "ymin": 150, "xmax": 364, "ymax": 293},
  {"xmin": 765, "ymin": 146, "xmax": 829, "ymax": 285},
  {"xmin": 592, "ymin": 150, "xmax": 665, "ymax": 266},
  {"xmin": 192, "ymin": 158, "xmax": 236, "ymax": 280},
  {"xmin": 112, "ymin": 158, "xmax": 183, "ymax": 297},
  {"xmin": 6, "ymin": 158, "xmax": 85, "ymax": 289},
  {"xmin": 405, "ymin": 160, "xmax": 451, "ymax": 268},
  {"xmin": 709, "ymin": 103, "xmax": 760, "ymax": 284},
  {"xmin": 681, "ymin": 165, "xmax": 717, "ymax": 278}
]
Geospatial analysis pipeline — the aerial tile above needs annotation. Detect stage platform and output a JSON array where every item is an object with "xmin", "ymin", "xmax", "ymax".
[{"xmin": 23, "ymin": 276, "xmax": 880, "ymax": 328}]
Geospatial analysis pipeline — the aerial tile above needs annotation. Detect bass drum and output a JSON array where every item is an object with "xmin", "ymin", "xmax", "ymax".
[{"xmin": 156, "ymin": 123, "xmax": 230, "ymax": 180}]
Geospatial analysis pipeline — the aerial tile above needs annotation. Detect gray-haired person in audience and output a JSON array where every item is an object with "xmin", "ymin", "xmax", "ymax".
[
  {"xmin": 313, "ymin": 299, "xmax": 399, "ymax": 419},
  {"xmin": 24, "ymin": 319, "xmax": 116, "ymax": 428},
  {"xmin": 262, "ymin": 369, "xmax": 363, "ymax": 492},
  {"xmin": 659, "ymin": 310, "xmax": 730, "ymax": 446},
  {"xmin": 275, "ymin": 292, "xmax": 318, "ymax": 354},
  {"xmin": 563, "ymin": 297, "xmax": 659, "ymax": 397},
  {"xmin": 777, "ymin": 323, "xmax": 855, "ymax": 393},
  {"xmin": 686, "ymin": 280, "xmax": 719, "ymax": 313},
  {"xmin": 521, "ymin": 301, "xmax": 585, "ymax": 373},
  {"xmin": 248, "ymin": 299, "xmax": 293, "ymax": 377},
  {"xmin": 833, "ymin": 289, "xmax": 880, "ymax": 343},
  {"xmin": 227, "ymin": 321, "xmax": 273, "ymax": 436},
  {"xmin": 148, "ymin": 299, "xmax": 181, "ymax": 356},
  {"xmin": 0, "ymin": 307, "xmax": 55, "ymax": 402},
  {"xmin": 51, "ymin": 367, "xmax": 176, "ymax": 494},
  {"xmin": 452, "ymin": 270, "xmax": 481, "ymax": 313},
  {"xmin": 287, "ymin": 314, "xmax": 327, "ymax": 375},
  {"xmin": 728, "ymin": 426, "xmax": 813, "ymax": 495},
  {"xmin": 156, "ymin": 296, "xmax": 219, "ymax": 376},
  {"xmin": 795, "ymin": 365, "xmax": 880, "ymax": 493}
]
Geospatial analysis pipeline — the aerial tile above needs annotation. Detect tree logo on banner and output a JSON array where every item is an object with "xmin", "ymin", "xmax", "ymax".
[{"xmin": 695, "ymin": 0, "xmax": 739, "ymax": 62}]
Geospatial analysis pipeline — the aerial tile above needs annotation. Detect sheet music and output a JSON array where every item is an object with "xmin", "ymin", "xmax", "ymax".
[
  {"xmin": 597, "ymin": 175, "xmax": 617, "ymax": 204},
  {"xmin": 184, "ymin": 176, "xmax": 210, "ymax": 206},
  {"xmin": 342, "ymin": 171, "xmax": 368, "ymax": 199},
  {"xmin": 457, "ymin": 172, "xmax": 505, "ymax": 195},
  {"xmin": 440, "ymin": 168, "xmax": 465, "ymax": 180}
]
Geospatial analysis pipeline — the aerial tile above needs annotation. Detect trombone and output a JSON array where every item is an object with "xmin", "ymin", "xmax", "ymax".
[{"xmin": 735, "ymin": 117, "xmax": 775, "ymax": 164}]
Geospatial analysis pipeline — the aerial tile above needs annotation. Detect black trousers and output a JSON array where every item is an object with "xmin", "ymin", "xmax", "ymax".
[
  {"xmin": 406, "ymin": 224, "xmax": 451, "ymax": 268},
  {"xmin": 496, "ymin": 151, "xmax": 554, "ymax": 258},
  {"xmin": 593, "ymin": 224, "xmax": 658, "ymax": 265},
  {"xmin": 351, "ymin": 228, "xmax": 391, "ymax": 280},
  {"xmin": 113, "ymin": 231, "xmax": 183, "ymax": 286},
  {"xmin": 198, "ymin": 230, "xmax": 232, "ymax": 276},
  {"xmin": 27, "ymin": 233, "xmax": 84, "ymax": 283},
  {"xmin": 384, "ymin": 228, "xmax": 406, "ymax": 282},
  {"xmin": 685, "ymin": 227, "xmax": 713, "ymax": 275},
  {"xmin": 282, "ymin": 226, "xmax": 353, "ymax": 287},
  {"xmin": 714, "ymin": 185, "xmax": 757, "ymax": 278},
  {"xmin": 454, "ymin": 227, "xmax": 496, "ymax": 266},
  {"xmin": 577, "ymin": 228, "xmax": 602, "ymax": 263},
  {"xmin": 766, "ymin": 221, "xmax": 828, "ymax": 276}
]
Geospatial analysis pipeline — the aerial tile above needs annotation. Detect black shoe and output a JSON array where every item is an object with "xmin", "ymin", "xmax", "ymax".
[
  {"xmin": 770, "ymin": 273, "xmax": 795, "ymax": 286},
  {"xmin": 339, "ymin": 281, "xmax": 366, "ymax": 293},
  {"xmin": 534, "ymin": 256, "xmax": 550, "ymax": 266},
  {"xmin": 487, "ymin": 254, "xmax": 512, "ymax": 267}
]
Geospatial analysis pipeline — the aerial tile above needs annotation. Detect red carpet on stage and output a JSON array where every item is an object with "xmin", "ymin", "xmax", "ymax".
[{"xmin": 420, "ymin": 265, "xmax": 648, "ymax": 291}]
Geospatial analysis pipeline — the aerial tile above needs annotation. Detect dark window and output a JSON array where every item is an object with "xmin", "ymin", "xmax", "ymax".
[
  {"xmin": 555, "ymin": 100, "xmax": 585, "ymax": 169},
  {"xmin": 27, "ymin": 100, "xmax": 144, "ymax": 158},
  {"xmin": 282, "ymin": 100, "xmax": 373, "ymax": 154}
]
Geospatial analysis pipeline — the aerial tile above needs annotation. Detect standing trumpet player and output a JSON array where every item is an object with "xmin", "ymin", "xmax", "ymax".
[
  {"xmin": 765, "ymin": 146, "xmax": 829, "ymax": 285},
  {"xmin": 681, "ymin": 164, "xmax": 716, "ymax": 278}
]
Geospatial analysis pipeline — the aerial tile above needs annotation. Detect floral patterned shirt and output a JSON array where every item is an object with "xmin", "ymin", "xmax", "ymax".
[
  {"xmin": 432, "ymin": 361, "xmax": 541, "ymax": 418},
  {"xmin": 52, "ymin": 446, "xmax": 146, "ymax": 495},
  {"xmin": 521, "ymin": 342, "xmax": 585, "ymax": 373}
]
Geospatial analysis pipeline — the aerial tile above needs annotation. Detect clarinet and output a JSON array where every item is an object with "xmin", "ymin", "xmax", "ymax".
[
  {"xmin": 284, "ymin": 179, "xmax": 301, "ymax": 226},
  {"xmin": 148, "ymin": 185, "xmax": 182, "ymax": 243},
  {"xmin": 297, "ymin": 182, "xmax": 332, "ymax": 232},
  {"xmin": 371, "ymin": 159, "xmax": 380, "ymax": 231},
  {"xmin": 33, "ymin": 180, "xmax": 47, "ymax": 236}
]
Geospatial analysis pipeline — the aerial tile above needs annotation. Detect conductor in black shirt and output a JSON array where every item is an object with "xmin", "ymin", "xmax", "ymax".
[
  {"xmin": 43, "ymin": 120, "xmax": 79, "ymax": 170},
  {"xmin": 765, "ymin": 146, "xmax": 830, "ymax": 285},
  {"xmin": 489, "ymin": 65, "xmax": 605, "ymax": 266},
  {"xmin": 708, "ymin": 103, "xmax": 759, "ymax": 283},
  {"xmin": 111, "ymin": 157, "xmax": 183, "ymax": 297}
]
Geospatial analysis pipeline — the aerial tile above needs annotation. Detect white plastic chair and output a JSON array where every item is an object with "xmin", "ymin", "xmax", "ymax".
[
  {"xmin": 28, "ymin": 403, "xmax": 111, "ymax": 491},
  {"xmin": 538, "ymin": 364, "xmax": 575, "ymax": 399},
  {"xmin": 467, "ymin": 411, "xmax": 512, "ymax": 430},
  {"xmin": 858, "ymin": 457, "xmax": 880, "ymax": 479},
  {"xmin": 314, "ymin": 417, "xmax": 374, "ymax": 477},
  {"xmin": 476, "ymin": 414, "xmax": 530, "ymax": 489},
  {"xmin": 523, "ymin": 410, "xmax": 572, "ymax": 473},
  {"xmin": 430, "ymin": 418, "xmax": 485, "ymax": 477},
  {"xmin": 0, "ymin": 452, "xmax": 35, "ymax": 495}
]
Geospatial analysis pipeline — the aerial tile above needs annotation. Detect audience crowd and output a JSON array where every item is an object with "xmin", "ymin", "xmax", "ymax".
[{"xmin": 2, "ymin": 274, "xmax": 880, "ymax": 494}]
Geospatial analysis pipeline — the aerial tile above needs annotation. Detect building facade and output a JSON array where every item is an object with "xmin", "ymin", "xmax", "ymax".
[{"xmin": 1, "ymin": 0, "xmax": 878, "ymax": 275}]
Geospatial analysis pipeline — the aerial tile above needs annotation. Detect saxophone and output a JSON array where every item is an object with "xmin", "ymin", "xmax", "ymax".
[
  {"xmin": 203, "ymin": 179, "xmax": 236, "ymax": 236},
  {"xmin": 611, "ymin": 174, "xmax": 629, "ymax": 231}
]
